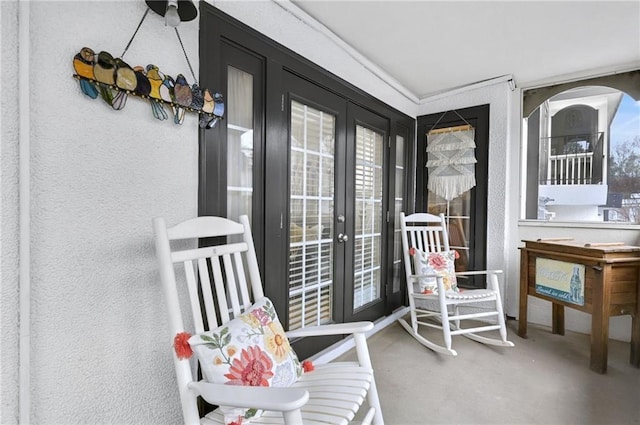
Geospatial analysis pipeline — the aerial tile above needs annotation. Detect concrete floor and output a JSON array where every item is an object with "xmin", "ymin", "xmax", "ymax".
[{"xmin": 340, "ymin": 319, "xmax": 640, "ymax": 425}]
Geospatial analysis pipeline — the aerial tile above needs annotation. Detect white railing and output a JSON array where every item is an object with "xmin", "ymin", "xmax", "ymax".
[{"xmin": 549, "ymin": 152, "xmax": 594, "ymax": 185}]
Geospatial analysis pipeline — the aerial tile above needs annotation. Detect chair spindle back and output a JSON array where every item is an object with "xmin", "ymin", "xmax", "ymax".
[{"xmin": 400, "ymin": 212, "xmax": 450, "ymax": 289}]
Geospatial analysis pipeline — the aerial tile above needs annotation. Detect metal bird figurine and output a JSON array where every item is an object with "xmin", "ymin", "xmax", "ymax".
[
  {"xmin": 108, "ymin": 57, "xmax": 137, "ymax": 110},
  {"xmin": 160, "ymin": 75, "xmax": 183, "ymax": 124},
  {"xmin": 133, "ymin": 66, "xmax": 151, "ymax": 97},
  {"xmin": 173, "ymin": 74, "xmax": 192, "ymax": 124},
  {"xmin": 199, "ymin": 92, "xmax": 224, "ymax": 129},
  {"xmin": 174, "ymin": 74, "xmax": 192, "ymax": 106},
  {"xmin": 114, "ymin": 58, "xmax": 137, "ymax": 92},
  {"xmin": 146, "ymin": 64, "xmax": 164, "ymax": 100},
  {"xmin": 213, "ymin": 92, "xmax": 225, "ymax": 118},
  {"xmin": 160, "ymin": 75, "xmax": 175, "ymax": 104},
  {"xmin": 73, "ymin": 47, "xmax": 98, "ymax": 99},
  {"xmin": 94, "ymin": 51, "xmax": 117, "ymax": 106},
  {"xmin": 94, "ymin": 51, "xmax": 116, "ymax": 85},
  {"xmin": 73, "ymin": 47, "xmax": 96, "ymax": 79},
  {"xmin": 202, "ymin": 89, "xmax": 214, "ymax": 114},
  {"xmin": 145, "ymin": 64, "xmax": 168, "ymax": 121},
  {"xmin": 190, "ymin": 83, "xmax": 204, "ymax": 111}
]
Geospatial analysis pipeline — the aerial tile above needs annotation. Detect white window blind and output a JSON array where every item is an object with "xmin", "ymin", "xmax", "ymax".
[
  {"xmin": 288, "ymin": 100, "xmax": 335, "ymax": 330},
  {"xmin": 353, "ymin": 125, "xmax": 383, "ymax": 309}
]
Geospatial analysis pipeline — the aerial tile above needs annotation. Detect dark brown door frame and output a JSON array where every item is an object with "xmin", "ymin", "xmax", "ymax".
[{"xmin": 415, "ymin": 105, "xmax": 490, "ymax": 287}]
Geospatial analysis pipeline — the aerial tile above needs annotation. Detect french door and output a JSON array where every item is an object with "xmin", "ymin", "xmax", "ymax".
[
  {"xmin": 200, "ymin": 4, "xmax": 414, "ymax": 359},
  {"xmin": 283, "ymin": 72, "xmax": 386, "ymax": 356}
]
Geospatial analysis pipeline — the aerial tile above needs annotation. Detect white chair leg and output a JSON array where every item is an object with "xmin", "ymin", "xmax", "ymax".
[
  {"xmin": 410, "ymin": 311, "xmax": 418, "ymax": 333},
  {"xmin": 283, "ymin": 408, "xmax": 303, "ymax": 425},
  {"xmin": 496, "ymin": 305, "xmax": 509, "ymax": 342},
  {"xmin": 490, "ymin": 273, "xmax": 511, "ymax": 343},
  {"xmin": 453, "ymin": 305, "xmax": 461, "ymax": 330},
  {"xmin": 439, "ymin": 302, "xmax": 453, "ymax": 351},
  {"xmin": 368, "ymin": 376, "xmax": 384, "ymax": 425},
  {"xmin": 354, "ymin": 333, "xmax": 384, "ymax": 425}
]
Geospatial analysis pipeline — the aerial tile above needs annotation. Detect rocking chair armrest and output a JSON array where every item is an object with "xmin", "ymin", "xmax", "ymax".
[
  {"xmin": 410, "ymin": 273, "xmax": 444, "ymax": 285},
  {"xmin": 410, "ymin": 273, "xmax": 448, "ymax": 294},
  {"xmin": 455, "ymin": 269, "xmax": 503, "ymax": 276},
  {"xmin": 456, "ymin": 269, "xmax": 503, "ymax": 291},
  {"xmin": 188, "ymin": 381, "xmax": 309, "ymax": 412},
  {"xmin": 286, "ymin": 321, "xmax": 374, "ymax": 338}
]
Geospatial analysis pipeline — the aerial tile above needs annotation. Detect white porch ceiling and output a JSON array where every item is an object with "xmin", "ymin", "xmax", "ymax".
[{"xmin": 289, "ymin": 1, "xmax": 640, "ymax": 100}]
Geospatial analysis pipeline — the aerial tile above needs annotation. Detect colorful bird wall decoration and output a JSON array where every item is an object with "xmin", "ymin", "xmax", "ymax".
[{"xmin": 72, "ymin": 47, "xmax": 224, "ymax": 129}]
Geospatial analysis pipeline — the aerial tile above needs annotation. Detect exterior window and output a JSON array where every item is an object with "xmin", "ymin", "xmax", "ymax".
[{"xmin": 523, "ymin": 87, "xmax": 640, "ymax": 223}]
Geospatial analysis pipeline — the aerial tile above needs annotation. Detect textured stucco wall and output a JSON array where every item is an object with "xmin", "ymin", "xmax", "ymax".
[
  {"xmin": 1, "ymin": 2, "xmax": 21, "ymax": 424},
  {"xmin": 3, "ymin": 1, "xmax": 201, "ymax": 423}
]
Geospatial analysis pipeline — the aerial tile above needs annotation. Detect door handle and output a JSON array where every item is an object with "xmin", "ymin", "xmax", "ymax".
[{"xmin": 337, "ymin": 233, "xmax": 349, "ymax": 243}]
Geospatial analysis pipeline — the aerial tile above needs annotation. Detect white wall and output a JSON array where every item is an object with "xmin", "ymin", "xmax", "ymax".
[
  {"xmin": 1, "ymin": 1, "xmax": 21, "ymax": 423},
  {"xmin": 2, "ymin": 1, "xmax": 201, "ymax": 423}
]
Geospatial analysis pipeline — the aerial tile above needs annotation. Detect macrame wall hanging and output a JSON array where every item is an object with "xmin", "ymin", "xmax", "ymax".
[
  {"xmin": 426, "ymin": 110, "xmax": 477, "ymax": 218},
  {"xmin": 72, "ymin": 7, "xmax": 224, "ymax": 129}
]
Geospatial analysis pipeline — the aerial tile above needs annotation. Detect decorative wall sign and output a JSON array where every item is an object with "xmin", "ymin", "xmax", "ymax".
[
  {"xmin": 73, "ymin": 47, "xmax": 224, "ymax": 129},
  {"xmin": 535, "ymin": 258, "xmax": 585, "ymax": 306}
]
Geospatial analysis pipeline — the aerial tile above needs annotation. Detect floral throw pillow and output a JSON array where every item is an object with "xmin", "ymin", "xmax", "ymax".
[
  {"xmin": 410, "ymin": 248, "xmax": 459, "ymax": 294},
  {"xmin": 188, "ymin": 297, "xmax": 302, "ymax": 424}
]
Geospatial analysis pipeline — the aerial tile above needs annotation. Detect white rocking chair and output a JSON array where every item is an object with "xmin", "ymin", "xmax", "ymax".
[
  {"xmin": 153, "ymin": 214, "xmax": 383, "ymax": 424},
  {"xmin": 398, "ymin": 212, "xmax": 514, "ymax": 356}
]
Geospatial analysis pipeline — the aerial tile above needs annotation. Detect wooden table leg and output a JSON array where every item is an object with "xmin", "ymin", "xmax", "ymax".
[
  {"xmin": 590, "ymin": 265, "xmax": 609, "ymax": 374},
  {"xmin": 632, "ymin": 312, "xmax": 640, "ymax": 367},
  {"xmin": 552, "ymin": 304, "xmax": 565, "ymax": 335},
  {"xmin": 518, "ymin": 249, "xmax": 529, "ymax": 338}
]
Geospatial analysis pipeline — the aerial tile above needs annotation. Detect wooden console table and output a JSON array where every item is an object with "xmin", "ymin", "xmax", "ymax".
[{"xmin": 518, "ymin": 239, "xmax": 640, "ymax": 373}]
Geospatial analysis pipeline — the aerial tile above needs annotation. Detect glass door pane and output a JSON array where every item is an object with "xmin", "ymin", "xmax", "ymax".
[
  {"xmin": 392, "ymin": 134, "xmax": 406, "ymax": 293},
  {"xmin": 227, "ymin": 66, "xmax": 254, "ymax": 224},
  {"xmin": 353, "ymin": 125, "xmax": 384, "ymax": 309},
  {"xmin": 288, "ymin": 100, "xmax": 336, "ymax": 330},
  {"xmin": 427, "ymin": 191, "xmax": 471, "ymax": 273}
]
